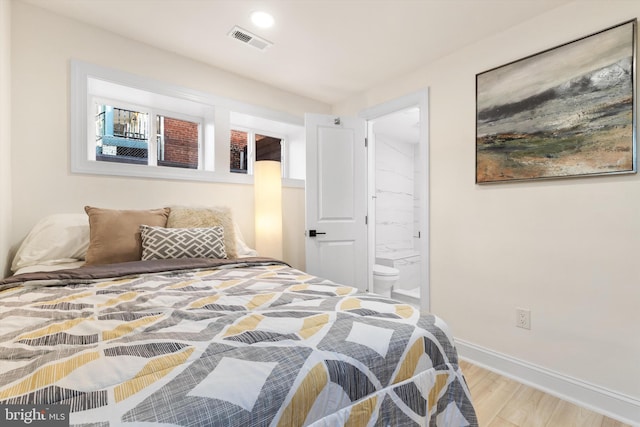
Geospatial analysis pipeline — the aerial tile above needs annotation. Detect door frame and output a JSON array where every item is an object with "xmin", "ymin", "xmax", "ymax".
[{"xmin": 359, "ymin": 89, "xmax": 430, "ymax": 312}]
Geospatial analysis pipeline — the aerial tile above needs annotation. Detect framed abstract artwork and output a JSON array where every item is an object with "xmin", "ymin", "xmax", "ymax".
[{"xmin": 476, "ymin": 20, "xmax": 636, "ymax": 184}]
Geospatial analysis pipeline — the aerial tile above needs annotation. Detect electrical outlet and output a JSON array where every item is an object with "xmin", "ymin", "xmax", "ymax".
[{"xmin": 516, "ymin": 308, "xmax": 531, "ymax": 330}]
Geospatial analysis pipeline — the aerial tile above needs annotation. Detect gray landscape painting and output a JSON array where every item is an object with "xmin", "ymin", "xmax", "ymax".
[{"xmin": 476, "ymin": 21, "xmax": 635, "ymax": 183}]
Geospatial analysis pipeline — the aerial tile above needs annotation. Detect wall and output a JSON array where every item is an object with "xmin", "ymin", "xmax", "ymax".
[
  {"xmin": 335, "ymin": 0, "xmax": 640, "ymax": 422},
  {"xmin": 0, "ymin": 0, "xmax": 11, "ymax": 277},
  {"xmin": 9, "ymin": 1, "xmax": 330, "ymax": 272}
]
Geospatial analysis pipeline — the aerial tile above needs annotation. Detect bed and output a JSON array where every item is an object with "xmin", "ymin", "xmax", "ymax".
[{"xmin": 0, "ymin": 207, "xmax": 478, "ymax": 426}]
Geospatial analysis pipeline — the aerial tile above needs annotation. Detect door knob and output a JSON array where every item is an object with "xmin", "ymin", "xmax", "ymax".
[{"xmin": 308, "ymin": 230, "xmax": 327, "ymax": 237}]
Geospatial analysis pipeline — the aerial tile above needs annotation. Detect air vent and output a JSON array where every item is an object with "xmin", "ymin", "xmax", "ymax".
[{"xmin": 228, "ymin": 26, "xmax": 273, "ymax": 51}]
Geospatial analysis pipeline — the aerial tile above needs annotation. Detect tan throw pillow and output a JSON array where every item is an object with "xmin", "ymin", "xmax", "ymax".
[
  {"xmin": 166, "ymin": 206, "xmax": 237, "ymax": 258},
  {"xmin": 84, "ymin": 206, "xmax": 170, "ymax": 265}
]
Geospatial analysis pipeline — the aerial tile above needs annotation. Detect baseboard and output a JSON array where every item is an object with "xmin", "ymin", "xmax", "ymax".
[{"xmin": 456, "ymin": 339, "xmax": 640, "ymax": 426}]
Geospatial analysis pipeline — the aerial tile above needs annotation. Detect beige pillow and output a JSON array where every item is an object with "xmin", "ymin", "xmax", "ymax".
[
  {"xmin": 84, "ymin": 206, "xmax": 170, "ymax": 265},
  {"xmin": 167, "ymin": 206, "xmax": 237, "ymax": 258}
]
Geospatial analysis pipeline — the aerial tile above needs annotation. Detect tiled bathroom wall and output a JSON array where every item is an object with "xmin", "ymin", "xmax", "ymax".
[
  {"xmin": 375, "ymin": 133, "xmax": 418, "ymax": 257},
  {"xmin": 374, "ymin": 124, "xmax": 422, "ymax": 298}
]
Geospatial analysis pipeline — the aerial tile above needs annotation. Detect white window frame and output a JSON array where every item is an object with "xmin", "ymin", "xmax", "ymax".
[{"xmin": 71, "ymin": 60, "xmax": 304, "ymax": 187}]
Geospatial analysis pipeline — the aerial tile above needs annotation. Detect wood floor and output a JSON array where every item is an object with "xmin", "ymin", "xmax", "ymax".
[{"xmin": 459, "ymin": 360, "xmax": 631, "ymax": 427}]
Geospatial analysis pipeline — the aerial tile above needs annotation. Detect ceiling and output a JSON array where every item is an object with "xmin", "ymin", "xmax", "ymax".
[
  {"xmin": 374, "ymin": 108, "xmax": 420, "ymax": 144},
  {"xmin": 21, "ymin": 0, "xmax": 571, "ymax": 105}
]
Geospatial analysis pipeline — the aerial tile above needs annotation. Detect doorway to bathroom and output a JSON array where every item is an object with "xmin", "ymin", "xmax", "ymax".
[{"xmin": 360, "ymin": 89, "xmax": 430, "ymax": 312}]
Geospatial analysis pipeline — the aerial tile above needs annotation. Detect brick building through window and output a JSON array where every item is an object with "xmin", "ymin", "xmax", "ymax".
[
  {"xmin": 230, "ymin": 130, "xmax": 248, "ymax": 173},
  {"xmin": 158, "ymin": 116, "xmax": 199, "ymax": 169}
]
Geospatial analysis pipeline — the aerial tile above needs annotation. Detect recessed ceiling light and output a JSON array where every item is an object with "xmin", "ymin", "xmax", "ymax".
[{"xmin": 250, "ymin": 11, "xmax": 274, "ymax": 28}]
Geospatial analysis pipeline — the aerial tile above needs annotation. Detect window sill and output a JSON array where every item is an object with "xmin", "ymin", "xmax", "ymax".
[{"xmin": 72, "ymin": 159, "xmax": 304, "ymax": 188}]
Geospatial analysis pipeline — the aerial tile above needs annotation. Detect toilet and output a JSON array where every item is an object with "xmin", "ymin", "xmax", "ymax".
[{"xmin": 372, "ymin": 264, "xmax": 399, "ymax": 297}]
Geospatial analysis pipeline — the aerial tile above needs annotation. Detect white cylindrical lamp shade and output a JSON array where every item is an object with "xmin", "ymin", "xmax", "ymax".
[{"xmin": 254, "ymin": 160, "xmax": 283, "ymax": 259}]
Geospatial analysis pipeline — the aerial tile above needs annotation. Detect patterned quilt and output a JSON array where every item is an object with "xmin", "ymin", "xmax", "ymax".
[{"xmin": 0, "ymin": 258, "xmax": 478, "ymax": 426}]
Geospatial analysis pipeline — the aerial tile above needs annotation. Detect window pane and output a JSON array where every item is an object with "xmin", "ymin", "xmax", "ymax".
[
  {"xmin": 157, "ymin": 116, "xmax": 199, "ymax": 169},
  {"xmin": 95, "ymin": 104, "xmax": 149, "ymax": 164},
  {"xmin": 230, "ymin": 130, "xmax": 248, "ymax": 173},
  {"xmin": 256, "ymin": 134, "xmax": 282, "ymax": 162}
]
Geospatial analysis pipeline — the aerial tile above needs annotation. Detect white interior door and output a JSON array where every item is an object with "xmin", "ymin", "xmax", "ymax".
[{"xmin": 304, "ymin": 114, "xmax": 367, "ymax": 290}]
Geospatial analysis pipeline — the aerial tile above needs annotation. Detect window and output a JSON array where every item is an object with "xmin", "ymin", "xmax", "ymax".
[
  {"xmin": 156, "ymin": 115, "xmax": 200, "ymax": 169},
  {"xmin": 229, "ymin": 111, "xmax": 304, "ymax": 180},
  {"xmin": 71, "ymin": 60, "xmax": 305, "ymax": 186},
  {"xmin": 230, "ymin": 130, "xmax": 248, "ymax": 173},
  {"xmin": 72, "ymin": 66, "xmax": 213, "ymax": 181},
  {"xmin": 229, "ymin": 129, "xmax": 283, "ymax": 175},
  {"xmin": 95, "ymin": 104, "xmax": 150, "ymax": 165},
  {"xmin": 94, "ymin": 100, "xmax": 203, "ymax": 170},
  {"xmin": 256, "ymin": 134, "xmax": 282, "ymax": 162}
]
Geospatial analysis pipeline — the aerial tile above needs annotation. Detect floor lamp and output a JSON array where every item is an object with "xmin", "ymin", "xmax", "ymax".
[{"xmin": 254, "ymin": 160, "xmax": 283, "ymax": 259}]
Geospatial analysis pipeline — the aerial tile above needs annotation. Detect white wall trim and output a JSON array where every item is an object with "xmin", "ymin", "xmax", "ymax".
[{"xmin": 456, "ymin": 339, "xmax": 640, "ymax": 426}]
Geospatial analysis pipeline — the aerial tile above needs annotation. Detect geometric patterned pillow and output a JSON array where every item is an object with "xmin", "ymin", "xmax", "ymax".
[{"xmin": 140, "ymin": 225, "xmax": 227, "ymax": 260}]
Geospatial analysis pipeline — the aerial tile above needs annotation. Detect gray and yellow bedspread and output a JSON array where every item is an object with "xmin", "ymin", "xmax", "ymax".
[{"xmin": 0, "ymin": 258, "xmax": 477, "ymax": 426}]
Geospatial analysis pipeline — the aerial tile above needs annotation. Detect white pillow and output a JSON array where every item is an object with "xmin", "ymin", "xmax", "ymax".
[
  {"xmin": 11, "ymin": 214, "xmax": 90, "ymax": 273},
  {"xmin": 13, "ymin": 261, "xmax": 86, "ymax": 276},
  {"xmin": 233, "ymin": 221, "xmax": 258, "ymax": 257}
]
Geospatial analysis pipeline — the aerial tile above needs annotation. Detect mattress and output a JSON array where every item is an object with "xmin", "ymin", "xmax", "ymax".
[{"xmin": 0, "ymin": 258, "xmax": 477, "ymax": 426}]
